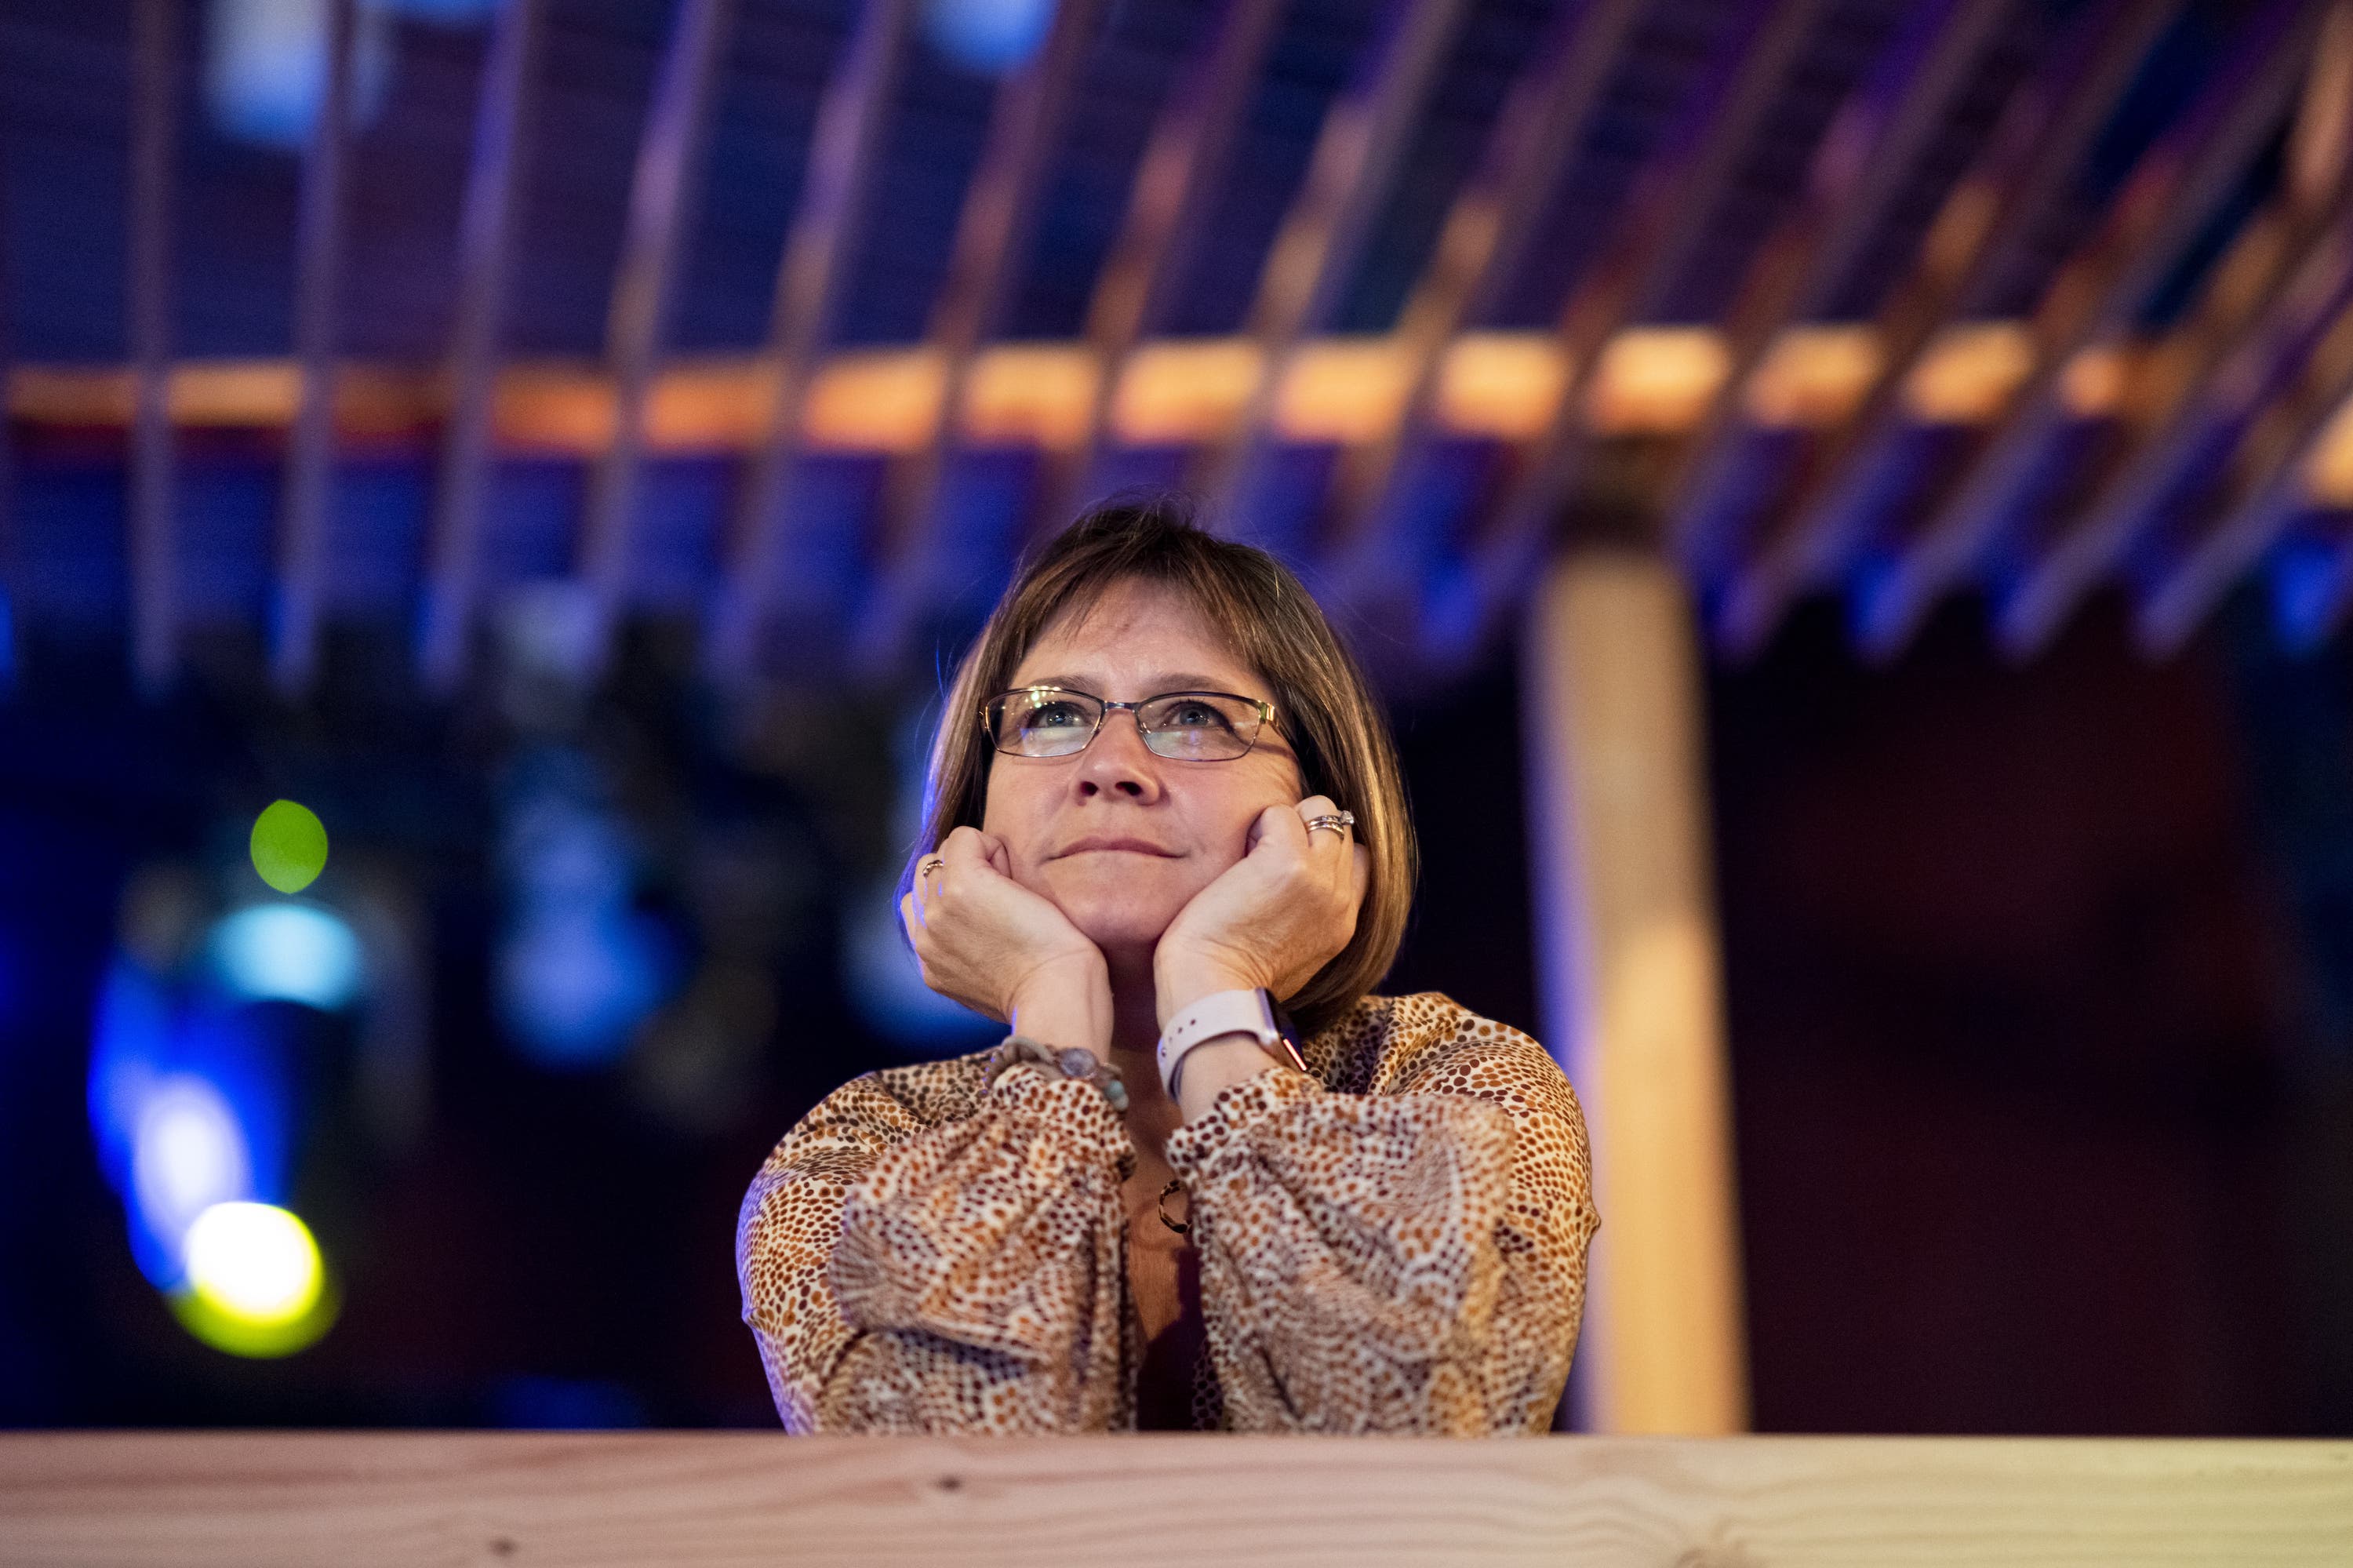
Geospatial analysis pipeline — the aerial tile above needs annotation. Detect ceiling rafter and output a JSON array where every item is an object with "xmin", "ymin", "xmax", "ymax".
[
  {"xmin": 575, "ymin": 0, "xmax": 736, "ymax": 681},
  {"xmin": 416, "ymin": 0, "xmax": 542, "ymax": 696},
  {"xmin": 702, "ymin": 0, "xmax": 914, "ymax": 682},
  {"xmin": 1191, "ymin": 0, "xmax": 1473, "ymax": 537},
  {"xmin": 1322, "ymin": 0, "xmax": 1649, "ymax": 606},
  {"xmin": 1446, "ymin": 0, "xmax": 1835, "ymax": 664},
  {"xmin": 1842, "ymin": 0, "xmax": 2322, "ymax": 657},
  {"xmin": 1998, "ymin": 9, "xmax": 2353, "ymax": 657},
  {"xmin": 1029, "ymin": 0, "xmax": 1289, "ymax": 544},
  {"xmin": 1707, "ymin": 0, "xmax": 2226, "ymax": 658},
  {"xmin": 128, "ymin": 0, "xmax": 178, "ymax": 699},
  {"xmin": 856, "ymin": 0, "xmax": 1107, "ymax": 671},
  {"xmin": 2136, "ymin": 229, "xmax": 2353, "ymax": 652},
  {"xmin": 271, "ymin": 0, "xmax": 358, "ymax": 697},
  {"xmin": 1665, "ymin": 0, "xmax": 2020, "ymax": 580}
]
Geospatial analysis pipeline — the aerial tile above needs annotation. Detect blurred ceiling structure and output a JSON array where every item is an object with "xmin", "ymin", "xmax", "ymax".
[{"xmin": 4, "ymin": 0, "xmax": 2353, "ymax": 697}]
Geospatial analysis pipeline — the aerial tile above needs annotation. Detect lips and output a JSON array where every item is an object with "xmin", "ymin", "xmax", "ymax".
[{"xmin": 1054, "ymin": 837, "xmax": 1178, "ymax": 858}]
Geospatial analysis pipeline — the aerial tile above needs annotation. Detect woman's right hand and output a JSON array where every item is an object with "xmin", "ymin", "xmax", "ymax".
[{"xmin": 900, "ymin": 826, "xmax": 1111, "ymax": 1054}]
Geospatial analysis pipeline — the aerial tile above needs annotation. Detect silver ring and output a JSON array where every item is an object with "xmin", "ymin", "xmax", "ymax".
[{"xmin": 1304, "ymin": 810, "xmax": 1355, "ymax": 837}]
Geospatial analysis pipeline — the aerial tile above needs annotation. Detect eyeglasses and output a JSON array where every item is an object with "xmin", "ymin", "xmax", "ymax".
[{"xmin": 981, "ymin": 685, "xmax": 1276, "ymax": 762}]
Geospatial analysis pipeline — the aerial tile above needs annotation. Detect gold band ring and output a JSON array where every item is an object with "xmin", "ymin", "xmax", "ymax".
[
  {"xmin": 918, "ymin": 856, "xmax": 946, "ymax": 879},
  {"xmin": 1304, "ymin": 810, "xmax": 1355, "ymax": 836}
]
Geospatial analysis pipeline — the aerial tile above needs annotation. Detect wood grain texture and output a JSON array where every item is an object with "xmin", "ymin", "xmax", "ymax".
[{"xmin": 2, "ymin": 1432, "xmax": 2347, "ymax": 1567}]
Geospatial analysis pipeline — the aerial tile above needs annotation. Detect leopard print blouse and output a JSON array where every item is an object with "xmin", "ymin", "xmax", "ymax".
[{"xmin": 735, "ymin": 991, "xmax": 1599, "ymax": 1433}]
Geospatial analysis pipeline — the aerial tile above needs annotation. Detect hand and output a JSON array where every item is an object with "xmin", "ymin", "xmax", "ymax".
[
  {"xmin": 900, "ymin": 827, "xmax": 1111, "ymax": 1053},
  {"xmin": 1152, "ymin": 795, "xmax": 1369, "ymax": 1028}
]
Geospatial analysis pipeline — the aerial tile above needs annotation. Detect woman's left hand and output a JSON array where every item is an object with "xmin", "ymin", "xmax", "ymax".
[{"xmin": 1152, "ymin": 794, "xmax": 1369, "ymax": 1026}]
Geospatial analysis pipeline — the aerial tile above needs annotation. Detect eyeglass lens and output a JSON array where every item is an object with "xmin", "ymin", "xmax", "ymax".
[{"xmin": 986, "ymin": 689, "xmax": 1264, "ymax": 760}]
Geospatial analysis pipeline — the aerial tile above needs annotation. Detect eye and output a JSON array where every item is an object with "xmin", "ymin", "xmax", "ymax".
[
  {"xmin": 1023, "ymin": 698, "xmax": 1092, "ymax": 730},
  {"xmin": 1162, "ymin": 700, "xmax": 1226, "ymax": 729}
]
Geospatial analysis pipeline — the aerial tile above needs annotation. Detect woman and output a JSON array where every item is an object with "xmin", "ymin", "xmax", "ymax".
[{"xmin": 736, "ymin": 496, "xmax": 1598, "ymax": 1433}]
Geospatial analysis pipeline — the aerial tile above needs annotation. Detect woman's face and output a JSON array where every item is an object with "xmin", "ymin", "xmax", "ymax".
[{"xmin": 980, "ymin": 577, "xmax": 1305, "ymax": 965}]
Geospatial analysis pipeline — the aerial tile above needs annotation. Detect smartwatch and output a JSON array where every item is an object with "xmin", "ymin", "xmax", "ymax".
[{"xmin": 1156, "ymin": 988, "xmax": 1307, "ymax": 1101}]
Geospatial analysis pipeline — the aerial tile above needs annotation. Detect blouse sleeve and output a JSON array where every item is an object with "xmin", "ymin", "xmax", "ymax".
[
  {"xmin": 735, "ymin": 1062, "xmax": 1137, "ymax": 1433},
  {"xmin": 1162, "ymin": 1006, "xmax": 1600, "ymax": 1434}
]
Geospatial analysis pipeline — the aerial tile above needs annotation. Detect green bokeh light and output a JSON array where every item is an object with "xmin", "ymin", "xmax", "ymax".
[{"xmin": 249, "ymin": 800, "xmax": 329, "ymax": 894}]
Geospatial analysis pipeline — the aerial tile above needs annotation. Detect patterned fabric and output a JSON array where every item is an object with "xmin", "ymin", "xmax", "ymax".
[{"xmin": 736, "ymin": 991, "xmax": 1599, "ymax": 1433}]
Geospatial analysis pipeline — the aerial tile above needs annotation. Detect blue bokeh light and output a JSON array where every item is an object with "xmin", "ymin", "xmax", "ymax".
[
  {"xmin": 923, "ymin": 0, "xmax": 1056, "ymax": 75},
  {"xmin": 209, "ymin": 903, "xmax": 365, "ymax": 1010},
  {"xmin": 496, "ymin": 784, "xmax": 677, "ymax": 1068},
  {"xmin": 89, "ymin": 959, "xmax": 293, "ymax": 1287},
  {"xmin": 205, "ymin": 0, "xmax": 395, "ymax": 150}
]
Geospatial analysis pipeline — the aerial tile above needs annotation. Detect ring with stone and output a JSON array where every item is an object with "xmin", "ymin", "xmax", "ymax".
[
  {"xmin": 919, "ymin": 856, "xmax": 946, "ymax": 879},
  {"xmin": 1304, "ymin": 810, "xmax": 1355, "ymax": 837}
]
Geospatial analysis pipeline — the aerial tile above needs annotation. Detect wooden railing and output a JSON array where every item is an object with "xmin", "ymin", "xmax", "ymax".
[{"xmin": 3, "ymin": 1432, "xmax": 2348, "ymax": 1566}]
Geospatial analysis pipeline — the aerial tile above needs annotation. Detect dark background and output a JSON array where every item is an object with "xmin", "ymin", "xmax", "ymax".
[{"xmin": 5, "ymin": 579, "xmax": 2350, "ymax": 1434}]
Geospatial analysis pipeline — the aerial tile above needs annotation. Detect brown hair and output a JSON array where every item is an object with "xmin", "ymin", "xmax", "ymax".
[{"xmin": 903, "ymin": 493, "xmax": 1417, "ymax": 1041}]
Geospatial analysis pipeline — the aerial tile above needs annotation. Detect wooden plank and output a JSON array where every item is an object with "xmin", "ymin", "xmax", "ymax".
[
  {"xmin": 701, "ymin": 0, "xmax": 913, "ymax": 682},
  {"xmin": 127, "ymin": 0, "xmax": 178, "ymax": 697},
  {"xmin": 1703, "ymin": 0, "xmax": 2182, "ymax": 657},
  {"xmin": 1191, "ymin": 0, "xmax": 1473, "ymax": 536},
  {"xmin": 574, "ymin": 0, "xmax": 735, "ymax": 680},
  {"xmin": 1664, "ymin": 0, "xmax": 2016, "ymax": 578},
  {"xmin": 270, "ymin": 0, "xmax": 357, "ymax": 697},
  {"xmin": 856, "ymin": 0, "xmax": 1105, "ymax": 671},
  {"xmin": 1450, "ymin": 0, "xmax": 1834, "ymax": 664},
  {"xmin": 416, "ymin": 0, "xmax": 542, "ymax": 696},
  {"xmin": 0, "ymin": 322, "xmax": 2237, "ymax": 458},
  {"xmin": 3, "ymin": 1432, "xmax": 2349, "ymax": 1567},
  {"xmin": 1846, "ymin": 0, "xmax": 2319, "ymax": 658},
  {"xmin": 2000, "ymin": 0, "xmax": 2353, "ymax": 656},
  {"xmin": 1326, "ymin": 0, "xmax": 1649, "ymax": 597},
  {"xmin": 1522, "ymin": 550, "xmax": 1747, "ymax": 1435},
  {"xmin": 1029, "ymin": 0, "xmax": 1289, "ymax": 541}
]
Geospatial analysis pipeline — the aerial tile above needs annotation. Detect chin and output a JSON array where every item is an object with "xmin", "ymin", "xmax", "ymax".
[{"xmin": 1038, "ymin": 864, "xmax": 1189, "ymax": 959}]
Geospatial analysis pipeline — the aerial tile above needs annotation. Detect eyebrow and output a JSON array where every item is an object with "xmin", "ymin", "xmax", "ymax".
[{"xmin": 1015, "ymin": 672, "xmax": 1247, "ymax": 695}]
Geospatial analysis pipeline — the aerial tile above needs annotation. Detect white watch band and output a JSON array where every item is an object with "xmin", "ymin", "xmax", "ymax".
[{"xmin": 1155, "ymin": 988, "xmax": 1305, "ymax": 1100}]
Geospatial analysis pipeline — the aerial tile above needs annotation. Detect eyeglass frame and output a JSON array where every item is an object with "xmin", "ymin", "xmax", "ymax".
[{"xmin": 977, "ymin": 683, "xmax": 1280, "ymax": 762}]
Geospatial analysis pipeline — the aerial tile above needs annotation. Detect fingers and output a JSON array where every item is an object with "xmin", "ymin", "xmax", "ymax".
[{"xmin": 1294, "ymin": 793, "xmax": 1355, "ymax": 881}]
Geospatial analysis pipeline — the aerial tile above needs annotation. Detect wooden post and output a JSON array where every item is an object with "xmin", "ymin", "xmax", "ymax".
[{"xmin": 1521, "ymin": 548, "xmax": 1749, "ymax": 1434}]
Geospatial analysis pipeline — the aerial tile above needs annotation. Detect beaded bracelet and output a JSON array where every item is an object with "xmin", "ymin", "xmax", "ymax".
[{"xmin": 984, "ymin": 1034, "xmax": 1129, "ymax": 1112}]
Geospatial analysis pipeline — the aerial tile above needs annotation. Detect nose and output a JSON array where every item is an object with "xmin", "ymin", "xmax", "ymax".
[{"xmin": 1073, "ymin": 705, "xmax": 1164, "ymax": 801}]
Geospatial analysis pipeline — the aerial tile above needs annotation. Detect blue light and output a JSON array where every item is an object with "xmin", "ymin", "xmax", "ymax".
[
  {"xmin": 132, "ymin": 1076, "xmax": 254, "ymax": 1277},
  {"xmin": 496, "ymin": 788, "xmax": 676, "ymax": 1068},
  {"xmin": 496, "ymin": 905, "xmax": 671, "ymax": 1068},
  {"xmin": 209, "ymin": 903, "xmax": 365, "ymax": 1010},
  {"xmin": 205, "ymin": 0, "xmax": 395, "ymax": 150},
  {"xmin": 89, "ymin": 959, "xmax": 292, "ymax": 1287},
  {"xmin": 924, "ymin": 0, "xmax": 1056, "ymax": 75}
]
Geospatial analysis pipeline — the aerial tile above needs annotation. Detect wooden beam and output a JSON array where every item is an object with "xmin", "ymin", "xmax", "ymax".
[
  {"xmin": 6, "ymin": 1432, "xmax": 2351, "ymax": 1566},
  {"xmin": 1522, "ymin": 550, "xmax": 1747, "ymax": 1436},
  {"xmin": 702, "ymin": 0, "xmax": 911, "ymax": 682},
  {"xmin": 575, "ymin": 0, "xmax": 735, "ymax": 679},
  {"xmin": 1191, "ymin": 0, "xmax": 1472, "ymax": 536},
  {"xmin": 2137, "ymin": 233, "xmax": 2353, "ymax": 652},
  {"xmin": 415, "ymin": 0, "xmax": 541, "ymax": 696},
  {"xmin": 271, "ymin": 0, "xmax": 357, "ymax": 697},
  {"xmin": 1450, "ymin": 0, "xmax": 1835, "ymax": 665},
  {"xmin": 1664, "ymin": 0, "xmax": 2017, "ymax": 580},
  {"xmin": 2000, "ymin": 0, "xmax": 2353, "ymax": 656},
  {"xmin": 3, "ymin": 322, "xmax": 2167, "ymax": 457},
  {"xmin": 1029, "ymin": 0, "xmax": 1289, "ymax": 541},
  {"xmin": 128, "ymin": 0, "xmax": 179, "ymax": 697},
  {"xmin": 856, "ymin": 0, "xmax": 1104, "ymax": 671},
  {"xmin": 1326, "ymin": 0, "xmax": 1649, "ymax": 599},
  {"xmin": 1849, "ymin": 0, "xmax": 2318, "ymax": 659},
  {"xmin": 1704, "ymin": 0, "xmax": 2184, "ymax": 657}
]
